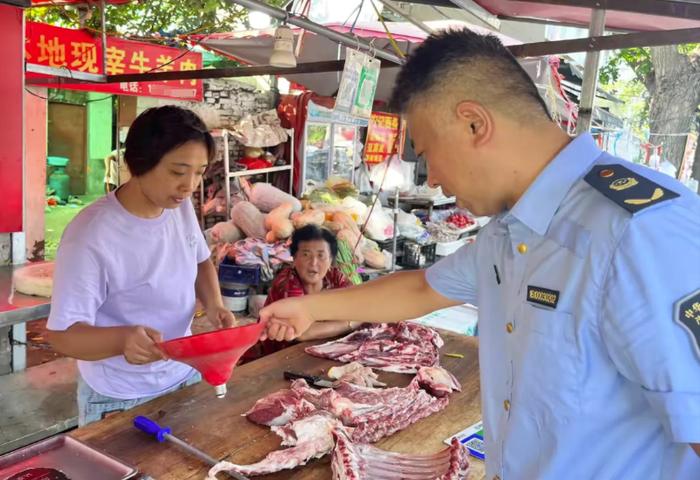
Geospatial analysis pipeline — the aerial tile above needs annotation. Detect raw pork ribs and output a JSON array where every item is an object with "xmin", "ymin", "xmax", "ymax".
[{"xmin": 305, "ymin": 322, "xmax": 443, "ymax": 374}]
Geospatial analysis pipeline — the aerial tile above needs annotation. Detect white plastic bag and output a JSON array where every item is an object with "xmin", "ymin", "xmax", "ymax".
[
  {"xmin": 369, "ymin": 155, "xmax": 414, "ymax": 193},
  {"xmin": 230, "ymin": 110, "xmax": 288, "ymax": 147},
  {"xmin": 397, "ymin": 210, "xmax": 426, "ymax": 241},
  {"xmin": 364, "ymin": 207, "xmax": 396, "ymax": 242},
  {"xmin": 341, "ymin": 196, "xmax": 368, "ymax": 220}
]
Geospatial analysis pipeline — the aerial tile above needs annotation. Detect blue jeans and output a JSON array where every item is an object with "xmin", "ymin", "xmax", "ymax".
[{"xmin": 77, "ymin": 371, "xmax": 201, "ymax": 427}]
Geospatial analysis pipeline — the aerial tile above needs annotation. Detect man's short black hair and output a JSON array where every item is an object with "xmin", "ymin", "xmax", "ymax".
[
  {"xmin": 124, "ymin": 106, "xmax": 216, "ymax": 177},
  {"xmin": 389, "ymin": 28, "xmax": 551, "ymax": 122},
  {"xmin": 291, "ymin": 225, "xmax": 338, "ymax": 260}
]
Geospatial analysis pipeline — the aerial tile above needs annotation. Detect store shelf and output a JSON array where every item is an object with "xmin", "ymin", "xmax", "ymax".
[
  {"xmin": 227, "ymin": 164, "xmax": 293, "ymax": 178},
  {"xmin": 393, "ymin": 195, "xmax": 456, "ymax": 206},
  {"xmin": 194, "ymin": 128, "xmax": 296, "ymax": 228},
  {"xmin": 388, "ymin": 195, "xmax": 456, "ymax": 217}
]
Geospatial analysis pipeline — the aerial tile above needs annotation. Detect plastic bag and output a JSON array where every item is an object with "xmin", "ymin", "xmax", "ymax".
[
  {"xmin": 368, "ymin": 155, "xmax": 414, "ymax": 193},
  {"xmin": 364, "ymin": 207, "xmax": 396, "ymax": 242},
  {"xmin": 397, "ymin": 210, "xmax": 427, "ymax": 242},
  {"xmin": 335, "ymin": 48, "xmax": 365, "ymax": 113},
  {"xmin": 341, "ymin": 196, "xmax": 368, "ymax": 220},
  {"xmin": 230, "ymin": 110, "xmax": 288, "ymax": 148}
]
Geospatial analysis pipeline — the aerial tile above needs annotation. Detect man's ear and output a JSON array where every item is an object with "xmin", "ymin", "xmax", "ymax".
[{"xmin": 455, "ymin": 101, "xmax": 493, "ymax": 148}]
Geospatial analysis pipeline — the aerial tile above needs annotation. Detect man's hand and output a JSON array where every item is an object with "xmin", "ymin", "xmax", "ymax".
[
  {"xmin": 123, "ymin": 326, "xmax": 167, "ymax": 364},
  {"xmin": 207, "ymin": 305, "xmax": 237, "ymax": 329},
  {"xmin": 259, "ymin": 297, "xmax": 315, "ymax": 341}
]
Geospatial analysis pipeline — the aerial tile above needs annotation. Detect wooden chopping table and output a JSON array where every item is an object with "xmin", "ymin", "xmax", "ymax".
[{"xmin": 71, "ymin": 332, "xmax": 484, "ymax": 480}]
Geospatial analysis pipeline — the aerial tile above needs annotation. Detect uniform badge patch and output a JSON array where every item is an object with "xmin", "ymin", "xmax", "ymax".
[
  {"xmin": 584, "ymin": 164, "xmax": 679, "ymax": 214},
  {"xmin": 675, "ymin": 289, "xmax": 700, "ymax": 357},
  {"xmin": 526, "ymin": 286, "xmax": 559, "ymax": 309}
]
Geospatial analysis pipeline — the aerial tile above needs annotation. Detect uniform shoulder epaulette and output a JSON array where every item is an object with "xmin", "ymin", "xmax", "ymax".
[{"xmin": 584, "ymin": 164, "xmax": 679, "ymax": 214}]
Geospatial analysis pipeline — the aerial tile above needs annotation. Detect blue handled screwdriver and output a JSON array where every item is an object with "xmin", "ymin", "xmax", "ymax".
[{"xmin": 133, "ymin": 415, "xmax": 249, "ymax": 480}]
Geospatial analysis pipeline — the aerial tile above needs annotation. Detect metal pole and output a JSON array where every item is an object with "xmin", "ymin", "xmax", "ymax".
[
  {"xmin": 100, "ymin": 0, "xmax": 108, "ymax": 76},
  {"xmin": 115, "ymin": 97, "xmax": 121, "ymax": 188},
  {"xmin": 226, "ymin": 0, "xmax": 404, "ymax": 65},
  {"xmin": 372, "ymin": 0, "xmax": 434, "ymax": 35},
  {"xmin": 391, "ymin": 187, "xmax": 399, "ymax": 272},
  {"xmin": 446, "ymin": 0, "xmax": 500, "ymax": 30},
  {"xmin": 576, "ymin": 9, "xmax": 606, "ymax": 134}
]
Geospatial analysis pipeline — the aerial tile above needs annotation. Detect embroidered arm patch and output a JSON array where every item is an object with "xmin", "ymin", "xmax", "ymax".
[{"xmin": 675, "ymin": 289, "xmax": 700, "ymax": 358}]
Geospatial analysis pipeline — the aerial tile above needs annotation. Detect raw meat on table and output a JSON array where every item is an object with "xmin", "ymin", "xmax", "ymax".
[
  {"xmin": 331, "ymin": 427, "xmax": 470, "ymax": 480},
  {"xmin": 415, "ymin": 366, "xmax": 462, "ymax": 398},
  {"xmin": 327, "ymin": 362, "xmax": 387, "ymax": 388},
  {"xmin": 220, "ymin": 362, "xmax": 461, "ymax": 478},
  {"xmin": 207, "ymin": 413, "xmax": 342, "ymax": 479},
  {"xmin": 243, "ymin": 387, "xmax": 316, "ymax": 426},
  {"xmin": 226, "ymin": 366, "xmax": 461, "ymax": 477},
  {"xmin": 305, "ymin": 322, "xmax": 444, "ymax": 374},
  {"xmin": 246, "ymin": 367, "xmax": 460, "ymax": 442}
]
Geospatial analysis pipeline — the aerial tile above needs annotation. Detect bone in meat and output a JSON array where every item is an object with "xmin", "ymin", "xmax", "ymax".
[
  {"xmin": 327, "ymin": 362, "xmax": 387, "ymax": 388},
  {"xmin": 414, "ymin": 366, "xmax": 462, "ymax": 398},
  {"xmin": 207, "ymin": 413, "xmax": 342, "ymax": 479},
  {"xmin": 331, "ymin": 427, "xmax": 470, "ymax": 480},
  {"xmin": 305, "ymin": 322, "xmax": 443, "ymax": 374}
]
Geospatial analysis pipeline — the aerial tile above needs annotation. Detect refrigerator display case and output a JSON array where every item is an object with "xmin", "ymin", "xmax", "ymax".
[{"xmin": 299, "ymin": 100, "xmax": 368, "ymax": 193}]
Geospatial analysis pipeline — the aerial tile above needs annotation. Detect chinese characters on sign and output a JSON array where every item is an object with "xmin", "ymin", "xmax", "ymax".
[
  {"xmin": 25, "ymin": 22, "xmax": 203, "ymax": 101},
  {"xmin": 364, "ymin": 112, "xmax": 402, "ymax": 165}
]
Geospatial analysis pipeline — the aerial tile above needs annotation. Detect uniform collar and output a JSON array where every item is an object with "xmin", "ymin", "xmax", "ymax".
[{"xmin": 503, "ymin": 133, "xmax": 603, "ymax": 237}]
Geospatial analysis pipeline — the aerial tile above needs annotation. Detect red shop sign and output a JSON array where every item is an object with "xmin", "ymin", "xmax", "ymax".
[
  {"xmin": 364, "ymin": 112, "xmax": 402, "ymax": 165},
  {"xmin": 25, "ymin": 21, "xmax": 203, "ymax": 101}
]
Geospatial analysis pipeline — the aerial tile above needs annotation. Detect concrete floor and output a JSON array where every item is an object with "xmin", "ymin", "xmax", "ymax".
[{"xmin": 0, "ymin": 357, "xmax": 78, "ymax": 455}]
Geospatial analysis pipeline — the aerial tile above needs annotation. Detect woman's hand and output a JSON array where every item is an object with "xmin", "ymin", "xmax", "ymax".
[
  {"xmin": 207, "ymin": 305, "xmax": 237, "ymax": 329},
  {"xmin": 123, "ymin": 326, "xmax": 168, "ymax": 364}
]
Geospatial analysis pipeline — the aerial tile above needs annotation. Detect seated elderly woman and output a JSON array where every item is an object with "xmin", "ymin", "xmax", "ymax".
[
  {"xmin": 242, "ymin": 225, "xmax": 360, "ymax": 362},
  {"xmin": 264, "ymin": 224, "xmax": 359, "ymax": 341}
]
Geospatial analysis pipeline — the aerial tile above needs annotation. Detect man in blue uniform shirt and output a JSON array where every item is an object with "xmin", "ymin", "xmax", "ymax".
[{"xmin": 260, "ymin": 29, "xmax": 700, "ymax": 479}]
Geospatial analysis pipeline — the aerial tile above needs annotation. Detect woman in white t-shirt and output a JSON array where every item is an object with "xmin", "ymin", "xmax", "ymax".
[{"xmin": 47, "ymin": 106, "xmax": 236, "ymax": 426}]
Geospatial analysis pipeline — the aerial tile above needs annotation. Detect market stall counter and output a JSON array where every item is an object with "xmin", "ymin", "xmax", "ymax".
[
  {"xmin": 69, "ymin": 332, "xmax": 485, "ymax": 479},
  {"xmin": 0, "ymin": 264, "xmax": 51, "ymax": 329}
]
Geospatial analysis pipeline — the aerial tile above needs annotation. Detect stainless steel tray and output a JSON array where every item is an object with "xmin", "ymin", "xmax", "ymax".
[{"xmin": 0, "ymin": 435, "xmax": 138, "ymax": 480}]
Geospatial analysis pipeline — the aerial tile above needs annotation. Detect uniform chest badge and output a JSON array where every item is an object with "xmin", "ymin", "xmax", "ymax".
[
  {"xmin": 526, "ymin": 286, "xmax": 560, "ymax": 309},
  {"xmin": 675, "ymin": 288, "xmax": 700, "ymax": 357}
]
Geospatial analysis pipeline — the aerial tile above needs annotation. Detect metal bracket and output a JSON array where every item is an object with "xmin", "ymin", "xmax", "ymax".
[
  {"xmin": 11, "ymin": 322, "xmax": 26, "ymax": 372},
  {"xmin": 447, "ymin": 0, "xmax": 501, "ymax": 30},
  {"xmin": 227, "ymin": 0, "xmax": 405, "ymax": 64},
  {"xmin": 26, "ymin": 63, "xmax": 107, "ymax": 83}
]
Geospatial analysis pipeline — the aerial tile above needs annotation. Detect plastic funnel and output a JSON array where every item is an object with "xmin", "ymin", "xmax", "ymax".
[{"xmin": 159, "ymin": 322, "xmax": 265, "ymax": 398}]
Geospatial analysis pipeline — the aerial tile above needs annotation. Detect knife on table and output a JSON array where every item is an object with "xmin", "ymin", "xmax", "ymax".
[{"xmin": 283, "ymin": 371, "xmax": 335, "ymax": 388}]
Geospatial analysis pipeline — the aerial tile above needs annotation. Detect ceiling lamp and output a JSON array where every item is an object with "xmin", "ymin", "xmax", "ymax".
[{"xmin": 269, "ymin": 25, "xmax": 297, "ymax": 68}]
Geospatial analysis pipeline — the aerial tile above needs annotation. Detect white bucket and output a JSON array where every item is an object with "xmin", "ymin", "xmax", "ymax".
[
  {"xmin": 248, "ymin": 294, "xmax": 268, "ymax": 319},
  {"xmin": 221, "ymin": 283, "xmax": 248, "ymax": 312}
]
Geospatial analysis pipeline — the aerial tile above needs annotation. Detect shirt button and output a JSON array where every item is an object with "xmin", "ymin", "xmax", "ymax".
[
  {"xmin": 504, "ymin": 399, "xmax": 511, "ymax": 411},
  {"xmin": 517, "ymin": 243, "xmax": 528, "ymax": 254},
  {"xmin": 506, "ymin": 322, "xmax": 514, "ymax": 333}
]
